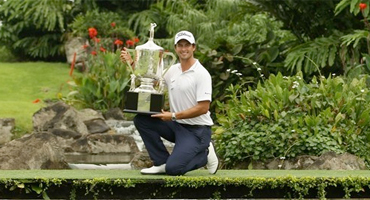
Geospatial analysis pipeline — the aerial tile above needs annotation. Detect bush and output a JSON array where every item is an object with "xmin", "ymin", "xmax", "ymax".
[
  {"xmin": 64, "ymin": 11, "xmax": 137, "ymax": 111},
  {"xmin": 214, "ymin": 72, "xmax": 370, "ymax": 168},
  {"xmin": 65, "ymin": 51, "xmax": 130, "ymax": 111},
  {"xmin": 0, "ymin": 46, "xmax": 18, "ymax": 62}
]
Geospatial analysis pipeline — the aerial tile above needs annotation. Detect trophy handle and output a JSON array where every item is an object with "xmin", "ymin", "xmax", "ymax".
[{"xmin": 162, "ymin": 52, "xmax": 177, "ymax": 76}]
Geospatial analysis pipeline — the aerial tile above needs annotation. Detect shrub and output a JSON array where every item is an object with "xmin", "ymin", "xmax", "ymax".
[
  {"xmin": 214, "ymin": 72, "xmax": 370, "ymax": 168},
  {"xmin": 66, "ymin": 51, "xmax": 131, "ymax": 111},
  {"xmin": 65, "ymin": 24, "xmax": 133, "ymax": 111},
  {"xmin": 0, "ymin": 45, "xmax": 18, "ymax": 62}
]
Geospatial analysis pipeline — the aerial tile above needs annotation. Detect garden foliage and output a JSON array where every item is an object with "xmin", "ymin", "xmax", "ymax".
[
  {"xmin": 65, "ymin": 22, "xmax": 134, "ymax": 110},
  {"xmin": 215, "ymin": 73, "xmax": 370, "ymax": 168},
  {"xmin": 67, "ymin": 50, "xmax": 131, "ymax": 111}
]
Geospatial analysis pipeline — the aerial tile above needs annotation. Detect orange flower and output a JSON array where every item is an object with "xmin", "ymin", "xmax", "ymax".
[
  {"xmin": 126, "ymin": 39, "xmax": 134, "ymax": 47},
  {"xmin": 32, "ymin": 99, "xmax": 40, "ymax": 104},
  {"xmin": 111, "ymin": 22, "xmax": 116, "ymax": 28},
  {"xmin": 133, "ymin": 37, "xmax": 140, "ymax": 43},
  {"xmin": 100, "ymin": 47, "xmax": 106, "ymax": 52},
  {"xmin": 91, "ymin": 51, "xmax": 97, "ymax": 55},
  {"xmin": 360, "ymin": 3, "xmax": 367, "ymax": 11},
  {"xmin": 88, "ymin": 27, "xmax": 98, "ymax": 39},
  {"xmin": 114, "ymin": 39, "xmax": 124, "ymax": 46}
]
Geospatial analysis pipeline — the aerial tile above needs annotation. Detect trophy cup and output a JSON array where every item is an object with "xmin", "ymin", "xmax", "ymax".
[{"xmin": 123, "ymin": 23, "xmax": 176, "ymax": 114}]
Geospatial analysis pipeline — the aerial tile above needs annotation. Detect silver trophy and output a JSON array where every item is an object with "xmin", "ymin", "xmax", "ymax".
[{"xmin": 124, "ymin": 23, "xmax": 176, "ymax": 114}]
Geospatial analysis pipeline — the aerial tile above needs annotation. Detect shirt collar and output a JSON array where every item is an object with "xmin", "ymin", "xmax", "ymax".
[{"xmin": 178, "ymin": 59, "xmax": 199, "ymax": 73}]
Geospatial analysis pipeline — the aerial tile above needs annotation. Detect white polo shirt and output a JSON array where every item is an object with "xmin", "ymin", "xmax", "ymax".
[{"xmin": 164, "ymin": 59, "xmax": 213, "ymax": 126}]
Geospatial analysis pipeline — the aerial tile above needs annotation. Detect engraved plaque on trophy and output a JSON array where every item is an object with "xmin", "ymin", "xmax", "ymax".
[{"xmin": 123, "ymin": 23, "xmax": 176, "ymax": 114}]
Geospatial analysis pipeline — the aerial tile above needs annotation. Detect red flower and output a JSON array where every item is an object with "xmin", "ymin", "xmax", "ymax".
[
  {"xmin": 91, "ymin": 51, "xmax": 97, "ymax": 55},
  {"xmin": 93, "ymin": 37, "xmax": 100, "ymax": 43},
  {"xmin": 82, "ymin": 44, "xmax": 89, "ymax": 49},
  {"xmin": 88, "ymin": 27, "xmax": 98, "ymax": 39},
  {"xmin": 114, "ymin": 39, "xmax": 124, "ymax": 46},
  {"xmin": 100, "ymin": 47, "xmax": 106, "ymax": 52},
  {"xmin": 126, "ymin": 39, "xmax": 134, "ymax": 47},
  {"xmin": 111, "ymin": 22, "xmax": 116, "ymax": 28},
  {"xmin": 133, "ymin": 37, "xmax": 140, "ymax": 43},
  {"xmin": 32, "ymin": 99, "xmax": 40, "ymax": 104},
  {"xmin": 360, "ymin": 3, "xmax": 367, "ymax": 11}
]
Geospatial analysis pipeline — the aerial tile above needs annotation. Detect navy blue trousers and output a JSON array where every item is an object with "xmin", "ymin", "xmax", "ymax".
[{"xmin": 133, "ymin": 114, "xmax": 211, "ymax": 175}]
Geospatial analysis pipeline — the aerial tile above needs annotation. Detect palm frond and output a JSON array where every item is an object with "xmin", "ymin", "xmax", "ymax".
[
  {"xmin": 285, "ymin": 34, "xmax": 341, "ymax": 75},
  {"xmin": 341, "ymin": 30, "xmax": 370, "ymax": 48}
]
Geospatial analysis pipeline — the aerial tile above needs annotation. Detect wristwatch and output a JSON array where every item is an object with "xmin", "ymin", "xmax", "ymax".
[{"xmin": 171, "ymin": 113, "xmax": 177, "ymax": 121}]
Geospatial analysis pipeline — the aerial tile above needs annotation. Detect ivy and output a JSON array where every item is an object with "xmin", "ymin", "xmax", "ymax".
[{"xmin": 0, "ymin": 176, "xmax": 368, "ymax": 199}]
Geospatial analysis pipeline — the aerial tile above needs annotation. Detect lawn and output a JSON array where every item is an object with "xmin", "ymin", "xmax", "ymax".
[
  {"xmin": 2, "ymin": 169, "xmax": 370, "ymax": 179},
  {"xmin": 0, "ymin": 62, "xmax": 72, "ymax": 137}
]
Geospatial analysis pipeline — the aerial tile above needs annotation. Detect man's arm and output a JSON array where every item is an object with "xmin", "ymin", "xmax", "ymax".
[{"xmin": 151, "ymin": 101, "xmax": 210, "ymax": 121}]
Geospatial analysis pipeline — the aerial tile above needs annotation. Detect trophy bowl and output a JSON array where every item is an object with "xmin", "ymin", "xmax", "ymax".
[{"xmin": 123, "ymin": 23, "xmax": 176, "ymax": 114}]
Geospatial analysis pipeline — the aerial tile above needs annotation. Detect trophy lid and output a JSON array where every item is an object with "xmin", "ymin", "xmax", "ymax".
[{"xmin": 135, "ymin": 23, "xmax": 163, "ymax": 51}]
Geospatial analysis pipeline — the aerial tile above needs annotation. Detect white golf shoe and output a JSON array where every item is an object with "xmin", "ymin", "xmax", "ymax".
[
  {"xmin": 140, "ymin": 164, "xmax": 166, "ymax": 175},
  {"xmin": 206, "ymin": 142, "xmax": 219, "ymax": 174}
]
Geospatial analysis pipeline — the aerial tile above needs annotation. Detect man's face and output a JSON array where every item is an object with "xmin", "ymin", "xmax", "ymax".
[{"xmin": 175, "ymin": 40, "xmax": 196, "ymax": 61}]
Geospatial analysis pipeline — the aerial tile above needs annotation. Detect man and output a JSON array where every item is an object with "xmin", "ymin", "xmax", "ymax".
[{"xmin": 120, "ymin": 31, "xmax": 218, "ymax": 175}]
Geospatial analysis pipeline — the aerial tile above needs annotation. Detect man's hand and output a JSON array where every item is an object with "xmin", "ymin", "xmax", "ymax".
[
  {"xmin": 151, "ymin": 109, "xmax": 172, "ymax": 121},
  {"xmin": 120, "ymin": 47, "xmax": 133, "ymax": 65}
]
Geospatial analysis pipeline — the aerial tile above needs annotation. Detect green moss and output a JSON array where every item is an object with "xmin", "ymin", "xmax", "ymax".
[{"xmin": 0, "ymin": 170, "xmax": 369, "ymax": 199}]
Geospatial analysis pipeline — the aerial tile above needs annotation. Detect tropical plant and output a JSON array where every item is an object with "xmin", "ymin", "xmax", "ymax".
[
  {"xmin": 0, "ymin": 0, "xmax": 145, "ymax": 61},
  {"xmin": 250, "ymin": 0, "xmax": 366, "ymax": 78},
  {"xmin": 128, "ymin": 0, "xmax": 296, "ymax": 109},
  {"xmin": 68, "ymin": 10, "xmax": 135, "ymax": 41},
  {"xmin": 334, "ymin": 0, "xmax": 370, "ymax": 81},
  {"xmin": 214, "ymin": 73, "xmax": 370, "ymax": 168},
  {"xmin": 0, "ymin": 0, "xmax": 86, "ymax": 60},
  {"xmin": 65, "ymin": 25, "xmax": 135, "ymax": 111}
]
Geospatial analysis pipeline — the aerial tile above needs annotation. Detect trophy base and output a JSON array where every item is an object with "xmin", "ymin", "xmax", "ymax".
[{"xmin": 123, "ymin": 91, "xmax": 164, "ymax": 114}]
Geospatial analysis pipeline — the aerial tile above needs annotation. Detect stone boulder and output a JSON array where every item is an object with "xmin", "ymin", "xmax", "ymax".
[
  {"xmin": 65, "ymin": 37, "xmax": 88, "ymax": 71},
  {"xmin": 33, "ymin": 101, "xmax": 89, "ymax": 135},
  {"xmin": 0, "ymin": 132, "xmax": 68, "ymax": 169},
  {"xmin": 33, "ymin": 101, "xmax": 110, "ymax": 136},
  {"xmin": 69, "ymin": 133, "xmax": 139, "ymax": 154},
  {"xmin": 0, "ymin": 118, "xmax": 15, "ymax": 145},
  {"xmin": 250, "ymin": 151, "xmax": 367, "ymax": 170},
  {"xmin": 306, "ymin": 152, "xmax": 366, "ymax": 170}
]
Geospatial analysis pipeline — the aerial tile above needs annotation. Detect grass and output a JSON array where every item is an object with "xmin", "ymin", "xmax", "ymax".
[
  {"xmin": 0, "ymin": 62, "xmax": 72, "ymax": 137},
  {"xmin": 1, "ymin": 169, "xmax": 370, "ymax": 179}
]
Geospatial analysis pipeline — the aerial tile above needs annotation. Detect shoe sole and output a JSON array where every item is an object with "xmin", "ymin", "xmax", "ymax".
[
  {"xmin": 209, "ymin": 141, "xmax": 219, "ymax": 175},
  {"xmin": 140, "ymin": 171, "xmax": 166, "ymax": 175}
]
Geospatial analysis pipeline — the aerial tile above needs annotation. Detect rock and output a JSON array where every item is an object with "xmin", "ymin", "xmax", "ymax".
[
  {"xmin": 287, "ymin": 155, "xmax": 318, "ymax": 169},
  {"xmin": 78, "ymin": 108, "xmax": 104, "ymax": 122},
  {"xmin": 51, "ymin": 128, "xmax": 82, "ymax": 139},
  {"xmin": 306, "ymin": 152, "xmax": 366, "ymax": 170},
  {"xmin": 70, "ymin": 133, "xmax": 140, "ymax": 154},
  {"xmin": 65, "ymin": 37, "xmax": 88, "ymax": 71},
  {"xmin": 0, "ymin": 118, "xmax": 15, "ymax": 145},
  {"xmin": 84, "ymin": 118, "xmax": 110, "ymax": 134},
  {"xmin": 130, "ymin": 150, "xmax": 153, "ymax": 169},
  {"xmin": 104, "ymin": 107, "xmax": 125, "ymax": 120},
  {"xmin": 0, "ymin": 132, "xmax": 69, "ymax": 169},
  {"xmin": 33, "ymin": 101, "xmax": 89, "ymax": 136},
  {"xmin": 261, "ymin": 152, "xmax": 366, "ymax": 170}
]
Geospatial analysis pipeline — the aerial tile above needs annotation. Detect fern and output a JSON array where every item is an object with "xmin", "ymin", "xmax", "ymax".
[
  {"xmin": 335, "ymin": 0, "xmax": 368, "ymax": 16},
  {"xmin": 341, "ymin": 30, "xmax": 369, "ymax": 48},
  {"xmin": 284, "ymin": 34, "xmax": 340, "ymax": 75},
  {"xmin": 13, "ymin": 34, "xmax": 62, "ymax": 58}
]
